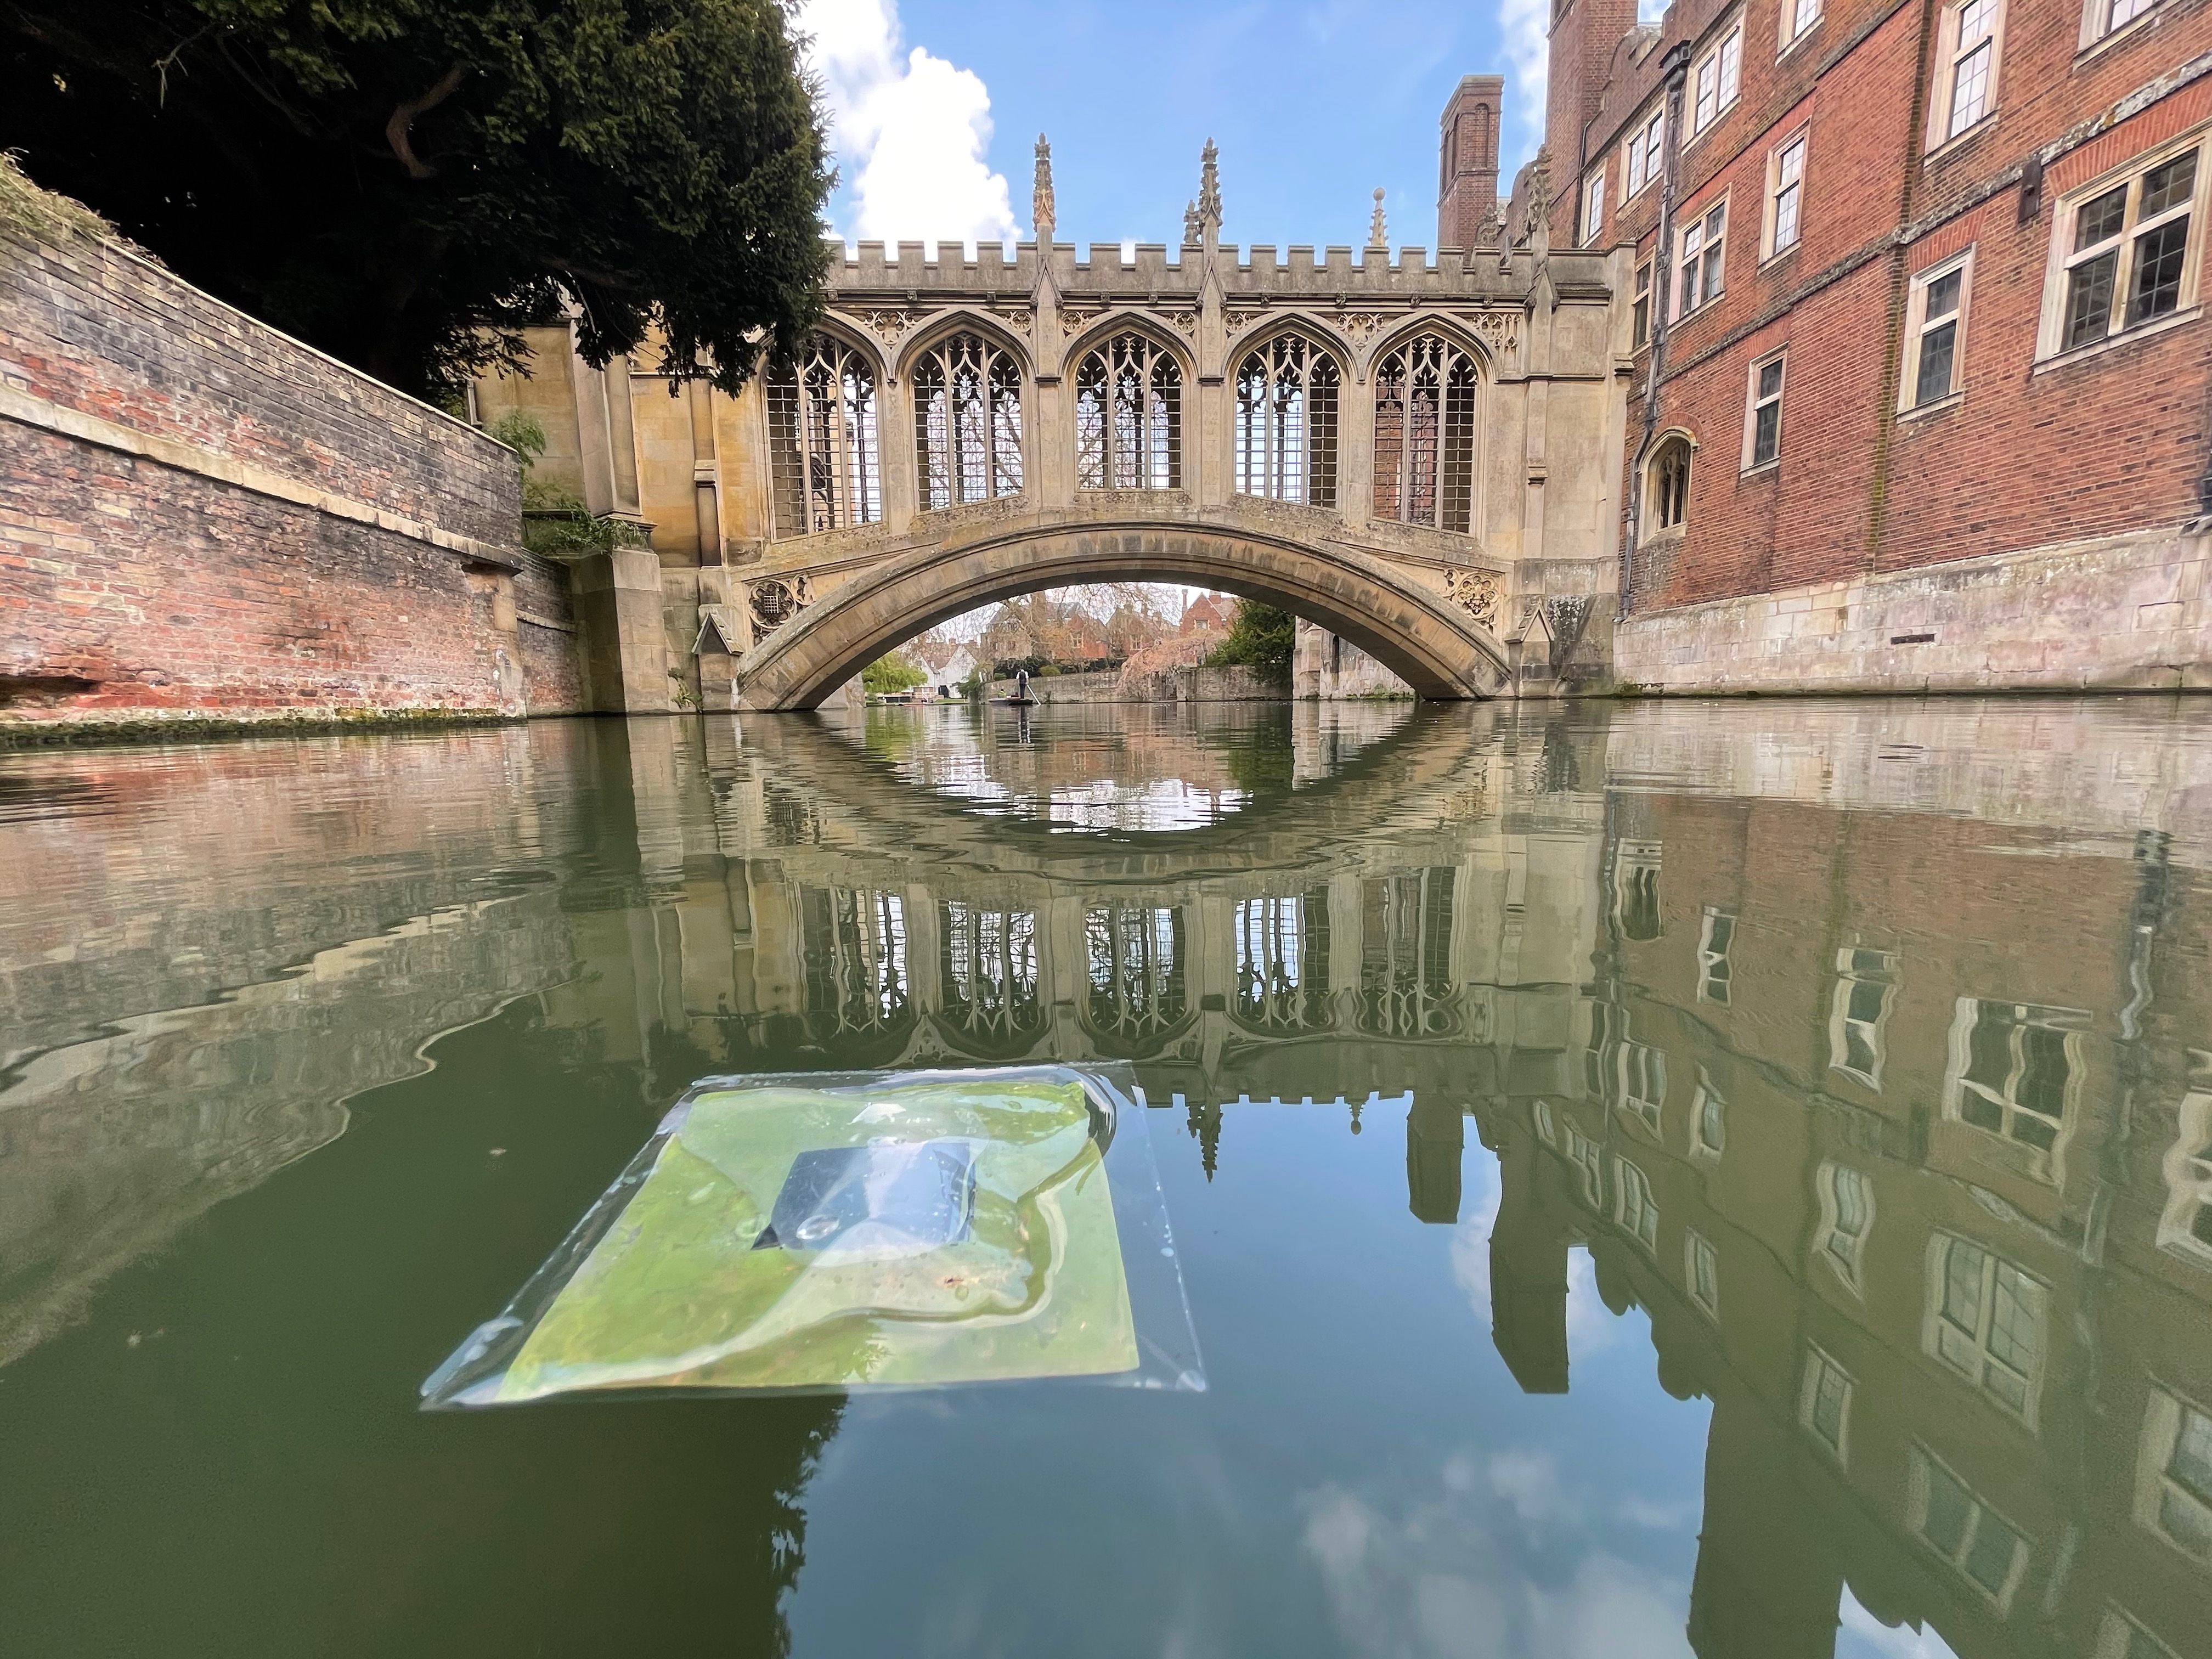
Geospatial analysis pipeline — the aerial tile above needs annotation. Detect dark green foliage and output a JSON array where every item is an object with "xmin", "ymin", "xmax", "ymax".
[
  {"xmin": 2, "ymin": 0, "xmax": 832, "ymax": 402},
  {"xmin": 1205, "ymin": 600, "xmax": 1297, "ymax": 684}
]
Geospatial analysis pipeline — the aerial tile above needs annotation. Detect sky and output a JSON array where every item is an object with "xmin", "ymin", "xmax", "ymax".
[{"xmin": 793, "ymin": 0, "xmax": 1553, "ymax": 255}]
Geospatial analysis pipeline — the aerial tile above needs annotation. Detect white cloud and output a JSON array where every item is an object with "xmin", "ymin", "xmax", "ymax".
[
  {"xmin": 1497, "ymin": 0, "xmax": 1549, "ymax": 170},
  {"xmin": 795, "ymin": 0, "xmax": 1019, "ymax": 249}
]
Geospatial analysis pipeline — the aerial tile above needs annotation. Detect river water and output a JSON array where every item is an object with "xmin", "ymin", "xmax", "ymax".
[{"xmin": 3, "ymin": 699, "xmax": 2211, "ymax": 1659}]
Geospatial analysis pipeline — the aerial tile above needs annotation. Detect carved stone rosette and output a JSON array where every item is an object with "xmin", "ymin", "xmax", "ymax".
[
  {"xmin": 1445, "ymin": 568, "xmax": 1503, "ymax": 630},
  {"xmin": 748, "ymin": 574, "xmax": 814, "ymax": 642}
]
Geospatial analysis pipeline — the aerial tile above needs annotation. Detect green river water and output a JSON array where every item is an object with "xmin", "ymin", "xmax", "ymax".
[{"xmin": 3, "ymin": 698, "xmax": 2210, "ymax": 1659}]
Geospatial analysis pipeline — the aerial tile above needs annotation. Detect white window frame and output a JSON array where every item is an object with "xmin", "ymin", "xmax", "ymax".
[
  {"xmin": 1624, "ymin": 106, "xmax": 1667, "ymax": 200},
  {"xmin": 1615, "ymin": 1154, "xmax": 1660, "ymax": 1250},
  {"xmin": 2134, "ymin": 1385, "xmax": 2212, "ymax": 1565},
  {"xmin": 1566, "ymin": 1120, "xmax": 1606, "ymax": 1209},
  {"xmin": 1816, "ymin": 1160, "xmax": 1874, "ymax": 1293},
  {"xmin": 2081, "ymin": 0, "xmax": 2164, "ymax": 53},
  {"xmin": 1923, "ymin": 1231, "xmax": 2046, "ymax": 1426},
  {"xmin": 1800, "ymin": 1344, "xmax": 1855, "ymax": 1463},
  {"xmin": 1690, "ymin": 20, "xmax": 1745, "ymax": 139},
  {"xmin": 1675, "ymin": 197, "xmax": 1729, "ymax": 319},
  {"xmin": 1742, "ymin": 349, "xmax": 1786, "ymax": 472},
  {"xmin": 1928, "ymin": 0, "xmax": 2008, "ymax": 153},
  {"xmin": 2035, "ymin": 126, "xmax": 2210, "ymax": 365},
  {"xmin": 1781, "ymin": 0, "xmax": 1824, "ymax": 54},
  {"xmin": 2094, "ymin": 1608, "xmax": 2180, "ymax": 1659},
  {"xmin": 1617, "ymin": 1034, "xmax": 1667, "ymax": 1137},
  {"xmin": 1583, "ymin": 170, "xmax": 1607, "ymax": 247},
  {"xmin": 1909, "ymin": 1447, "xmax": 2033, "ymax": 1611},
  {"xmin": 2158, "ymin": 1086, "xmax": 2212, "ymax": 1271},
  {"xmin": 1532, "ymin": 1097, "xmax": 1557, "ymax": 1145},
  {"xmin": 1696, "ymin": 908, "xmax": 1735, "ymax": 1004},
  {"xmin": 1900, "ymin": 250, "xmax": 1974, "ymax": 411},
  {"xmin": 1690, "ymin": 1069, "xmax": 1725, "ymax": 1163},
  {"xmin": 1685, "ymin": 1228, "xmax": 1720, "ymax": 1317},
  {"xmin": 1828, "ymin": 946, "xmax": 1896, "ymax": 1087},
  {"xmin": 1943, "ymin": 996, "xmax": 2087, "ymax": 1186},
  {"xmin": 1631, "ymin": 258, "xmax": 1655, "ymax": 349},
  {"xmin": 1764, "ymin": 129, "xmax": 1809, "ymax": 259}
]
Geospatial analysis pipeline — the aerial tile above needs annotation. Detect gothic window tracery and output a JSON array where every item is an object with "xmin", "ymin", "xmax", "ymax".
[
  {"xmin": 1650, "ymin": 436, "xmax": 1692, "ymax": 533},
  {"xmin": 912, "ymin": 331, "xmax": 1024, "ymax": 509},
  {"xmin": 1234, "ymin": 336, "xmax": 1340, "ymax": 507},
  {"xmin": 1371, "ymin": 334, "xmax": 1479, "ymax": 533},
  {"xmin": 1075, "ymin": 332, "xmax": 1182, "ymax": 489},
  {"xmin": 766, "ymin": 335, "xmax": 882, "ymax": 535}
]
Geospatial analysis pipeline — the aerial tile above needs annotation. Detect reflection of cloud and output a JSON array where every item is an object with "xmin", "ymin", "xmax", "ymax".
[
  {"xmin": 1300, "ymin": 1476, "xmax": 1691, "ymax": 1659},
  {"xmin": 1452, "ymin": 1146, "xmax": 1627, "ymax": 1364},
  {"xmin": 1838, "ymin": 1585, "xmax": 1964, "ymax": 1659}
]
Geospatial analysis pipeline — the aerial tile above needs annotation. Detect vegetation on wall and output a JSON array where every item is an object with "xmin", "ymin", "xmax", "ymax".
[
  {"xmin": 1204, "ymin": 600, "xmax": 1298, "ymax": 684},
  {"xmin": 1, "ymin": 0, "xmax": 833, "ymax": 403},
  {"xmin": 487, "ymin": 409, "xmax": 641, "ymax": 560}
]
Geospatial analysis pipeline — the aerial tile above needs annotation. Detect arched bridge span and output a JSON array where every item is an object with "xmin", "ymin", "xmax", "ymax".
[{"xmin": 732, "ymin": 515, "xmax": 1512, "ymax": 710}]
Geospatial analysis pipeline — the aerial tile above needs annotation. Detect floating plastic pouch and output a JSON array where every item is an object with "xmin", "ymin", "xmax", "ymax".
[{"xmin": 421, "ymin": 1064, "xmax": 1203, "ymax": 1405}]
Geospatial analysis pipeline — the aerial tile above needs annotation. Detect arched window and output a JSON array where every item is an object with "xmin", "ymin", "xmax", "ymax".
[
  {"xmin": 912, "ymin": 331, "xmax": 1024, "ymax": 509},
  {"xmin": 1235, "ymin": 336, "xmax": 1340, "ymax": 506},
  {"xmin": 1372, "ymin": 334, "xmax": 1479, "ymax": 533},
  {"xmin": 1075, "ymin": 332, "xmax": 1182, "ymax": 489},
  {"xmin": 766, "ymin": 335, "xmax": 882, "ymax": 535},
  {"xmin": 1650, "ymin": 436, "xmax": 1692, "ymax": 533}
]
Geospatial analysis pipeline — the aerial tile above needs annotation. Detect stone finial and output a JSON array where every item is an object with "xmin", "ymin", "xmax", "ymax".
[
  {"xmin": 1524, "ymin": 145, "xmax": 1554, "ymax": 228},
  {"xmin": 1368, "ymin": 188, "xmax": 1388, "ymax": 248},
  {"xmin": 1183, "ymin": 200, "xmax": 1201, "ymax": 245},
  {"xmin": 1032, "ymin": 133, "xmax": 1056, "ymax": 243},
  {"xmin": 1197, "ymin": 139, "xmax": 1223, "ymax": 240},
  {"xmin": 1474, "ymin": 201, "xmax": 1505, "ymax": 250}
]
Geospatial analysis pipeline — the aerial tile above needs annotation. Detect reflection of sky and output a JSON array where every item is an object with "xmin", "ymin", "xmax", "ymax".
[
  {"xmin": 1046, "ymin": 779, "xmax": 1248, "ymax": 832},
  {"xmin": 789, "ymin": 1109, "xmax": 1715, "ymax": 1657}
]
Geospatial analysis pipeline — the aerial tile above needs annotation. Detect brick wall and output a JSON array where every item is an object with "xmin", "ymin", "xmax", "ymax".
[
  {"xmin": 1, "ymin": 212, "xmax": 586, "ymax": 736},
  {"xmin": 1561, "ymin": 0, "xmax": 2212, "ymax": 634}
]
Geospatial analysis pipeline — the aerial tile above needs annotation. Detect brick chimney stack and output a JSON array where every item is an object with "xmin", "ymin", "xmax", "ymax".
[
  {"xmin": 1544, "ymin": 0, "xmax": 1639, "ymax": 242},
  {"xmin": 1436, "ymin": 76, "xmax": 1503, "ymax": 251}
]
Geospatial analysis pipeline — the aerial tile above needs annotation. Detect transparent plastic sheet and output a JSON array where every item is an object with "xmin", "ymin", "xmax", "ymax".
[{"xmin": 421, "ymin": 1064, "xmax": 1204, "ymax": 1406}]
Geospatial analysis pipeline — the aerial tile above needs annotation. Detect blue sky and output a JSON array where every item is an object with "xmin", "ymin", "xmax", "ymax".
[{"xmin": 795, "ymin": 0, "xmax": 1549, "ymax": 256}]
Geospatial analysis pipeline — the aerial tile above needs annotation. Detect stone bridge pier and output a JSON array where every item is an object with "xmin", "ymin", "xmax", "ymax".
[{"xmin": 475, "ymin": 133, "xmax": 1626, "ymax": 709}]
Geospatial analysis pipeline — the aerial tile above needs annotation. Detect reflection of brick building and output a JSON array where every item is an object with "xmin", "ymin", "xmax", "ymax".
[
  {"xmin": 1536, "ymin": 0, "xmax": 2212, "ymax": 690},
  {"xmin": 1484, "ymin": 786, "xmax": 2212, "ymax": 1658}
]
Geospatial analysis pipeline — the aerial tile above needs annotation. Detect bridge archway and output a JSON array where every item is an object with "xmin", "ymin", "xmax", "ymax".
[{"xmin": 732, "ymin": 521, "xmax": 1511, "ymax": 710}]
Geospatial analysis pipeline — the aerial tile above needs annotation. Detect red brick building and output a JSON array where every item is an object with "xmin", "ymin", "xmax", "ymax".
[{"xmin": 1526, "ymin": 0, "xmax": 2212, "ymax": 690}]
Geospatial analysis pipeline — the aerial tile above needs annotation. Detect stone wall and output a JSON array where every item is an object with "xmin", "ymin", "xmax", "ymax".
[
  {"xmin": 1612, "ymin": 526, "xmax": 2212, "ymax": 694},
  {"xmin": 1293, "ymin": 618, "xmax": 1417, "ymax": 698},
  {"xmin": 0, "ymin": 204, "xmax": 588, "ymax": 738}
]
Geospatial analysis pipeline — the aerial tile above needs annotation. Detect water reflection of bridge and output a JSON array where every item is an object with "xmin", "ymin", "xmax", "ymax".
[
  {"xmin": 8, "ymin": 703, "xmax": 2212, "ymax": 1659},
  {"xmin": 672, "ymin": 708, "xmax": 1607, "ymax": 1149}
]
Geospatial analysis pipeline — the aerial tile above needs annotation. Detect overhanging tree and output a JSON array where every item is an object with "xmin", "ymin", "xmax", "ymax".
[{"xmin": 1, "ymin": 0, "xmax": 833, "ymax": 401}]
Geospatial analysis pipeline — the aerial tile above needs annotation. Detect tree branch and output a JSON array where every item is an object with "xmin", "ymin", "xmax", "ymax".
[{"xmin": 385, "ymin": 64, "xmax": 465, "ymax": 179}]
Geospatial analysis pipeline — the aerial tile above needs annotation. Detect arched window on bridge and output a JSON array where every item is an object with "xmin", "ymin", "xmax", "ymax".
[
  {"xmin": 1234, "ymin": 336, "xmax": 1340, "ymax": 507},
  {"xmin": 1074, "ymin": 333, "xmax": 1182, "ymax": 489},
  {"xmin": 1372, "ymin": 334, "xmax": 1479, "ymax": 534},
  {"xmin": 766, "ymin": 335, "xmax": 882, "ymax": 535},
  {"xmin": 912, "ymin": 332, "xmax": 1024, "ymax": 509}
]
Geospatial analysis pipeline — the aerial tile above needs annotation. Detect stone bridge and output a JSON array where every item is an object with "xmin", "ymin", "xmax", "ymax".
[{"xmin": 476, "ymin": 134, "xmax": 1626, "ymax": 710}]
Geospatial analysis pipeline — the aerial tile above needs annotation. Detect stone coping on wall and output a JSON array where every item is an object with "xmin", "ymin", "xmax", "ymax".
[{"xmin": 1612, "ymin": 525, "xmax": 2212, "ymax": 695}]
